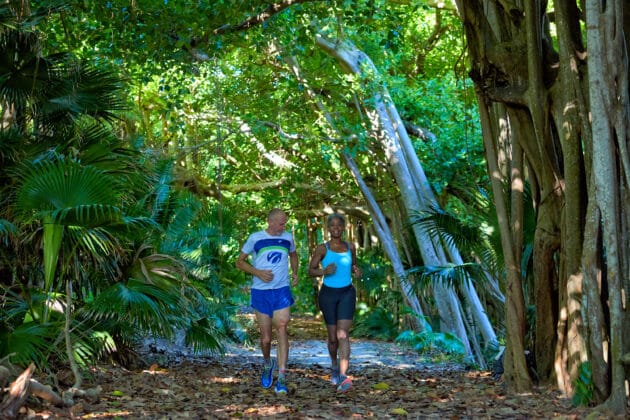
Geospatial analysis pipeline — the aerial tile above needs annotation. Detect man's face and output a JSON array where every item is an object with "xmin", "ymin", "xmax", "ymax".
[{"xmin": 268, "ymin": 213, "xmax": 288, "ymax": 235}]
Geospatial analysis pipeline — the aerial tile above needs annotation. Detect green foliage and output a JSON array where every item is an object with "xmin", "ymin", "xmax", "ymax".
[
  {"xmin": 14, "ymin": 158, "xmax": 122, "ymax": 223},
  {"xmin": 0, "ymin": 288, "xmax": 80, "ymax": 367},
  {"xmin": 0, "ymin": 321, "xmax": 63, "ymax": 367},
  {"xmin": 407, "ymin": 262, "xmax": 482, "ymax": 291},
  {"xmin": 395, "ymin": 329, "xmax": 466, "ymax": 362},
  {"xmin": 72, "ymin": 330, "xmax": 117, "ymax": 368},
  {"xmin": 353, "ymin": 249, "xmax": 413, "ymax": 339},
  {"xmin": 0, "ymin": 2, "xmax": 240, "ymax": 376},
  {"xmin": 572, "ymin": 361, "xmax": 594, "ymax": 407},
  {"xmin": 0, "ymin": 0, "xmax": 498, "ymax": 382},
  {"xmin": 0, "ymin": 219, "xmax": 16, "ymax": 243},
  {"xmin": 353, "ymin": 304, "xmax": 399, "ymax": 341}
]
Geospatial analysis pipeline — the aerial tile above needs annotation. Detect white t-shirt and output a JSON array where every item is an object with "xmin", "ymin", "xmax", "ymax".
[{"xmin": 241, "ymin": 230, "xmax": 296, "ymax": 290}]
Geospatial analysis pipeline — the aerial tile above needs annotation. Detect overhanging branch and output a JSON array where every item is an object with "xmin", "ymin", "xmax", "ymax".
[{"xmin": 214, "ymin": 0, "xmax": 316, "ymax": 34}]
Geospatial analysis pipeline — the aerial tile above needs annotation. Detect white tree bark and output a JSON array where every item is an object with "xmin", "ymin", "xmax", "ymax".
[
  {"xmin": 281, "ymin": 52, "xmax": 430, "ymax": 331},
  {"xmin": 343, "ymin": 153, "xmax": 431, "ymax": 331},
  {"xmin": 316, "ymin": 33, "xmax": 499, "ymax": 362}
]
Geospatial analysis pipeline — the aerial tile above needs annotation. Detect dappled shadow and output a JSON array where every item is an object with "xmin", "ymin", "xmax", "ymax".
[
  {"xmin": 20, "ymin": 316, "xmax": 595, "ymax": 419},
  {"xmin": 32, "ymin": 347, "xmax": 590, "ymax": 419}
]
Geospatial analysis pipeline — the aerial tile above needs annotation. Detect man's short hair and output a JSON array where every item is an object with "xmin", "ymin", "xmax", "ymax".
[{"xmin": 268, "ymin": 208, "xmax": 286, "ymax": 220}]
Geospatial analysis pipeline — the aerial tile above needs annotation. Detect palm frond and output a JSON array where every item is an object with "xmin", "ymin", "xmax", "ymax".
[
  {"xmin": 161, "ymin": 192, "xmax": 200, "ymax": 244},
  {"xmin": 72, "ymin": 330, "xmax": 117, "ymax": 368},
  {"xmin": 395, "ymin": 329, "xmax": 466, "ymax": 357},
  {"xmin": 0, "ymin": 3, "xmax": 16, "ymax": 29},
  {"xmin": 85, "ymin": 280, "xmax": 181, "ymax": 339},
  {"xmin": 184, "ymin": 318, "xmax": 224, "ymax": 354},
  {"xmin": 353, "ymin": 306, "xmax": 399, "ymax": 340},
  {"xmin": 72, "ymin": 122, "xmax": 143, "ymax": 177},
  {"xmin": 0, "ymin": 219, "xmax": 16, "ymax": 243},
  {"xmin": 150, "ymin": 159, "xmax": 176, "ymax": 221},
  {"xmin": 50, "ymin": 204, "xmax": 123, "ymax": 226},
  {"xmin": 24, "ymin": 2, "xmax": 70, "ymax": 28},
  {"xmin": 0, "ymin": 322, "xmax": 64, "ymax": 368},
  {"xmin": 0, "ymin": 287, "xmax": 30, "ymax": 324},
  {"xmin": 65, "ymin": 226, "xmax": 120, "ymax": 257},
  {"xmin": 409, "ymin": 206, "xmax": 486, "ymax": 259},
  {"xmin": 14, "ymin": 158, "xmax": 120, "ymax": 219},
  {"xmin": 129, "ymin": 249, "xmax": 188, "ymax": 288},
  {"xmin": 0, "ymin": 30, "xmax": 53, "ymax": 106},
  {"xmin": 36, "ymin": 58, "xmax": 126, "ymax": 126},
  {"xmin": 407, "ymin": 262, "xmax": 481, "ymax": 291},
  {"xmin": 0, "ymin": 127, "xmax": 25, "ymax": 169}
]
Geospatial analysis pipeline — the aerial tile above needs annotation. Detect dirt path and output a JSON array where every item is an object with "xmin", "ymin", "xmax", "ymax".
[
  {"xmin": 25, "ymin": 316, "xmax": 600, "ymax": 419},
  {"xmin": 223, "ymin": 338, "xmax": 436, "ymax": 371},
  {"xmin": 140, "ymin": 314, "xmax": 445, "ymax": 372},
  {"xmin": 73, "ymin": 338, "xmax": 591, "ymax": 419}
]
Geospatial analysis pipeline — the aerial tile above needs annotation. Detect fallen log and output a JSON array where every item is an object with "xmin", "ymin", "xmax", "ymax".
[
  {"xmin": 29, "ymin": 380, "xmax": 64, "ymax": 406},
  {"xmin": 0, "ymin": 363, "xmax": 68, "ymax": 419},
  {"xmin": 0, "ymin": 363, "xmax": 35, "ymax": 419}
]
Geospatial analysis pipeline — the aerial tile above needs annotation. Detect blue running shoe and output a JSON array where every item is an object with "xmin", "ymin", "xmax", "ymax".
[
  {"xmin": 261, "ymin": 359, "xmax": 275, "ymax": 388},
  {"xmin": 275, "ymin": 375, "xmax": 288, "ymax": 394}
]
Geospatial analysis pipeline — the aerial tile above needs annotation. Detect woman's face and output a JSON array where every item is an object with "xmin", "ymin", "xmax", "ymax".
[{"xmin": 328, "ymin": 218, "xmax": 345, "ymax": 236}]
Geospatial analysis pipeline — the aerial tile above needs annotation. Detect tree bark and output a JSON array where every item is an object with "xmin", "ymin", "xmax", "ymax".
[
  {"xmin": 452, "ymin": 0, "xmax": 623, "ymax": 398},
  {"xmin": 586, "ymin": 0, "xmax": 629, "ymax": 413},
  {"xmin": 344, "ymin": 153, "xmax": 430, "ymax": 331},
  {"xmin": 315, "ymin": 33, "xmax": 500, "ymax": 363},
  {"xmin": 581, "ymin": 196, "xmax": 609, "ymax": 401},
  {"xmin": 0, "ymin": 363, "xmax": 35, "ymax": 419},
  {"xmin": 281, "ymin": 51, "xmax": 430, "ymax": 331},
  {"xmin": 476, "ymin": 99, "xmax": 532, "ymax": 392}
]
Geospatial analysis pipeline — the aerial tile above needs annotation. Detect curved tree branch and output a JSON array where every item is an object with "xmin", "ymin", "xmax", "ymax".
[{"xmin": 214, "ymin": 0, "xmax": 316, "ymax": 34}]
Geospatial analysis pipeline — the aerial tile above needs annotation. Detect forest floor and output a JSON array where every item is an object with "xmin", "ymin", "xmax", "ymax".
[{"xmin": 19, "ymin": 316, "xmax": 619, "ymax": 419}]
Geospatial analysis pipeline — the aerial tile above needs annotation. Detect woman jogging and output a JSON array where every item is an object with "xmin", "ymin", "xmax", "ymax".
[{"xmin": 308, "ymin": 213, "xmax": 361, "ymax": 392}]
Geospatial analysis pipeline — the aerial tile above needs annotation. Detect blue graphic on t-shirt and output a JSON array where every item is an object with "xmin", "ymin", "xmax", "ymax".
[
  {"xmin": 267, "ymin": 251, "xmax": 282, "ymax": 264},
  {"xmin": 254, "ymin": 238, "xmax": 291, "ymax": 253}
]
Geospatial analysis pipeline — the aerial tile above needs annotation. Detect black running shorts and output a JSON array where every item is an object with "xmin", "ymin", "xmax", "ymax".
[{"xmin": 318, "ymin": 284, "xmax": 356, "ymax": 325}]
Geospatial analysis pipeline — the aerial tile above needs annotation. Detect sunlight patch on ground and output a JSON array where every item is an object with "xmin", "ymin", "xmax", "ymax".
[
  {"xmin": 207, "ymin": 375, "xmax": 241, "ymax": 383},
  {"xmin": 141, "ymin": 363, "xmax": 181, "ymax": 375},
  {"xmin": 215, "ymin": 404, "xmax": 292, "ymax": 417},
  {"xmin": 80, "ymin": 410, "xmax": 133, "ymax": 418}
]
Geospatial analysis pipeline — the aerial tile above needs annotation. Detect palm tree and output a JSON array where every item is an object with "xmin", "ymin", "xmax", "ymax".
[{"xmin": 0, "ymin": 2, "xmax": 237, "ymax": 397}]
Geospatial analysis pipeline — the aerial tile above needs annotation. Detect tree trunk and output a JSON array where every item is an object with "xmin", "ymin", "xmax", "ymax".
[
  {"xmin": 477, "ymin": 99, "xmax": 532, "ymax": 392},
  {"xmin": 581, "ymin": 197, "xmax": 609, "ymax": 401},
  {"xmin": 281, "ymin": 52, "xmax": 430, "ymax": 331},
  {"xmin": 343, "ymin": 153, "xmax": 430, "ymax": 331},
  {"xmin": 0, "ymin": 363, "xmax": 34, "ymax": 419},
  {"xmin": 315, "ymin": 34, "xmax": 499, "ymax": 363},
  {"xmin": 586, "ymin": 0, "xmax": 629, "ymax": 413},
  {"xmin": 456, "ymin": 0, "xmax": 629, "ymax": 407},
  {"xmin": 551, "ymin": 0, "xmax": 590, "ymax": 394}
]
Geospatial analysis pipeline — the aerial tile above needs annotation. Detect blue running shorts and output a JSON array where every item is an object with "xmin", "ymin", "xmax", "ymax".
[{"xmin": 251, "ymin": 286, "xmax": 295, "ymax": 317}]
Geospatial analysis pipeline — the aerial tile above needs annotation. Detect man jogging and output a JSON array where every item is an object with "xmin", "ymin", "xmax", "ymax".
[{"xmin": 236, "ymin": 208, "xmax": 299, "ymax": 394}]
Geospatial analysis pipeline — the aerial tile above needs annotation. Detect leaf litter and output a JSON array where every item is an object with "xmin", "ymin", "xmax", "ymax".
[{"xmin": 22, "ymin": 316, "xmax": 599, "ymax": 419}]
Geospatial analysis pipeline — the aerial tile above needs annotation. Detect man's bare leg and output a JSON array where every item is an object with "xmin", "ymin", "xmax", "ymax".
[
  {"xmin": 255, "ymin": 311, "xmax": 274, "ymax": 360},
  {"xmin": 272, "ymin": 307, "xmax": 291, "ymax": 371}
]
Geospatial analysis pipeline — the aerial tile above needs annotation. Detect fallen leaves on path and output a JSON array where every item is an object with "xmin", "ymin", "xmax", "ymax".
[
  {"xmin": 26, "ymin": 347, "xmax": 594, "ymax": 419},
  {"xmin": 16, "ymin": 317, "xmax": 601, "ymax": 419}
]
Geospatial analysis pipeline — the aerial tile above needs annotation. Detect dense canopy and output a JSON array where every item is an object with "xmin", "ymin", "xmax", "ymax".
[{"xmin": 0, "ymin": 0, "xmax": 628, "ymax": 417}]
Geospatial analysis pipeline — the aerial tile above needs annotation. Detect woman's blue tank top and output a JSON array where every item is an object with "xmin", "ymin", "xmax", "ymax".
[{"xmin": 321, "ymin": 242, "xmax": 352, "ymax": 288}]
